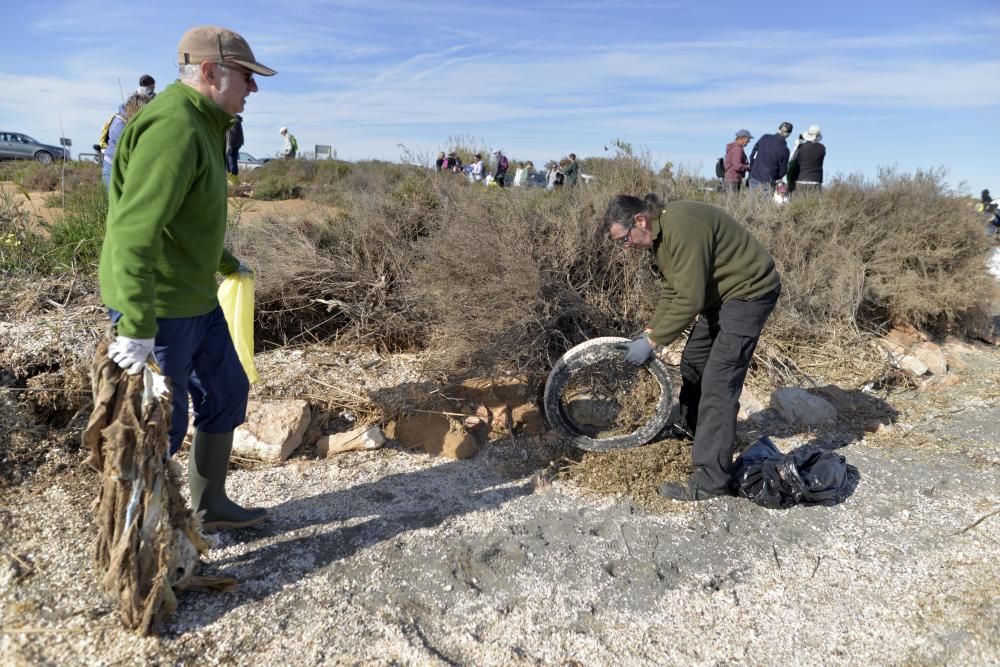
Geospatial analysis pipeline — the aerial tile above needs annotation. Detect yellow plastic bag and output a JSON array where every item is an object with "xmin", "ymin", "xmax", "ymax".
[{"xmin": 217, "ymin": 272, "xmax": 260, "ymax": 384}]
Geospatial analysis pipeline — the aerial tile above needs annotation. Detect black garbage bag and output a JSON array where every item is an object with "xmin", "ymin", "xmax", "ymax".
[{"xmin": 731, "ymin": 437, "xmax": 855, "ymax": 508}]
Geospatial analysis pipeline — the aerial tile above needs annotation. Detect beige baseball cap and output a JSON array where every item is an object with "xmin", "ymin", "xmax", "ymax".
[{"xmin": 177, "ymin": 26, "xmax": 277, "ymax": 76}]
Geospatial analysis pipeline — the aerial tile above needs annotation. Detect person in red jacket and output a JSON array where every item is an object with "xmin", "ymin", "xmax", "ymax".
[{"xmin": 723, "ymin": 129, "xmax": 752, "ymax": 192}]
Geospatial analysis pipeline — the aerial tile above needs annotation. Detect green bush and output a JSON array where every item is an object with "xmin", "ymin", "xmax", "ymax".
[
  {"xmin": 40, "ymin": 181, "xmax": 108, "ymax": 271},
  {"xmin": 244, "ymin": 158, "xmax": 352, "ymax": 201},
  {"xmin": 0, "ymin": 186, "xmax": 48, "ymax": 272}
]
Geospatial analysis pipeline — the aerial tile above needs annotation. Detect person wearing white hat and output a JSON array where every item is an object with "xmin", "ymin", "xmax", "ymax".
[
  {"xmin": 793, "ymin": 125, "xmax": 825, "ymax": 193},
  {"xmin": 280, "ymin": 126, "xmax": 297, "ymax": 159}
]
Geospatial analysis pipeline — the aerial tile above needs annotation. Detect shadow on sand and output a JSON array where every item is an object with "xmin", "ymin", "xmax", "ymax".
[{"xmin": 168, "ymin": 457, "xmax": 530, "ymax": 634}]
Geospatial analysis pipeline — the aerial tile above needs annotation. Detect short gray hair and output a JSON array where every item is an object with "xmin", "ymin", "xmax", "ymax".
[
  {"xmin": 178, "ymin": 63, "xmax": 203, "ymax": 82},
  {"xmin": 179, "ymin": 61, "xmax": 238, "ymax": 93}
]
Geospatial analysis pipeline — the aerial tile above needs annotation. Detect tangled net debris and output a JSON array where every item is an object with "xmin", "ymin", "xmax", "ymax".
[{"xmin": 82, "ymin": 339, "xmax": 235, "ymax": 635}]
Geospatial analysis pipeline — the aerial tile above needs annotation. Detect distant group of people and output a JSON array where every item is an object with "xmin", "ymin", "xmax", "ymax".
[
  {"xmin": 545, "ymin": 154, "xmax": 579, "ymax": 190},
  {"xmin": 436, "ymin": 149, "xmax": 580, "ymax": 190},
  {"xmin": 722, "ymin": 121, "xmax": 826, "ymax": 199},
  {"xmin": 437, "ymin": 149, "xmax": 512, "ymax": 186}
]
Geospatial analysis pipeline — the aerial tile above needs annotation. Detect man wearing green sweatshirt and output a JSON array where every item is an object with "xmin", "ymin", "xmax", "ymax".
[
  {"xmin": 602, "ymin": 195, "xmax": 781, "ymax": 501},
  {"xmin": 99, "ymin": 26, "xmax": 276, "ymax": 529}
]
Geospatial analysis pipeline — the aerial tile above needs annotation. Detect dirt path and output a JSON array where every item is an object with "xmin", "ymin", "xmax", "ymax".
[{"xmin": 0, "ymin": 180, "xmax": 339, "ymax": 233}]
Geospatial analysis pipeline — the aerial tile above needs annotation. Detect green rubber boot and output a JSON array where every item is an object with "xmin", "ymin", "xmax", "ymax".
[{"xmin": 188, "ymin": 430, "xmax": 268, "ymax": 530}]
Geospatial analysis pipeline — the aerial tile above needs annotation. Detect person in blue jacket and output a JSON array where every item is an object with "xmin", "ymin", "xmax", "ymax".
[{"xmin": 748, "ymin": 122, "xmax": 793, "ymax": 190}]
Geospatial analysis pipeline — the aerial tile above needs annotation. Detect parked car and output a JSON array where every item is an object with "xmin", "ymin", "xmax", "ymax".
[
  {"xmin": 237, "ymin": 152, "xmax": 265, "ymax": 171},
  {"xmin": 0, "ymin": 132, "xmax": 70, "ymax": 164}
]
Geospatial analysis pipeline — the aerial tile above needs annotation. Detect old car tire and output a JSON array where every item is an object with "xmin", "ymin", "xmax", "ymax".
[
  {"xmin": 543, "ymin": 337, "xmax": 674, "ymax": 452},
  {"xmin": 35, "ymin": 151, "xmax": 53, "ymax": 165}
]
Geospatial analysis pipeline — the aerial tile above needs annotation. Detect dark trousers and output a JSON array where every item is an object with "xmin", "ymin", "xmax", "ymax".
[
  {"xmin": 110, "ymin": 306, "xmax": 249, "ymax": 455},
  {"xmin": 225, "ymin": 151, "xmax": 239, "ymax": 176},
  {"xmin": 677, "ymin": 286, "xmax": 780, "ymax": 492},
  {"xmin": 723, "ymin": 180, "xmax": 741, "ymax": 193}
]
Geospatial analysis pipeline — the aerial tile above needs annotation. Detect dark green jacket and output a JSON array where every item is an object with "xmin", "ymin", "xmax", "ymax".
[
  {"xmin": 647, "ymin": 201, "xmax": 778, "ymax": 346},
  {"xmin": 99, "ymin": 82, "xmax": 239, "ymax": 338},
  {"xmin": 563, "ymin": 160, "xmax": 579, "ymax": 186}
]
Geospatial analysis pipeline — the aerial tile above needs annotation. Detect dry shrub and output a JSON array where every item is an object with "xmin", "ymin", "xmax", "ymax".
[
  {"xmin": 0, "ymin": 161, "xmax": 100, "ymax": 194},
  {"xmin": 223, "ymin": 155, "xmax": 992, "ymax": 387},
  {"xmin": 725, "ymin": 168, "xmax": 991, "ymax": 337},
  {"xmin": 412, "ymin": 169, "xmax": 658, "ymax": 373},
  {"xmin": 244, "ymin": 159, "xmax": 353, "ymax": 201},
  {"xmin": 414, "ymin": 164, "xmax": 990, "ymax": 385},
  {"xmin": 226, "ymin": 165, "xmax": 435, "ymax": 349}
]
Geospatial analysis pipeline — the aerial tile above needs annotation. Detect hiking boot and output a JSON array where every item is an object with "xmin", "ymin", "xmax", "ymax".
[
  {"xmin": 657, "ymin": 479, "xmax": 730, "ymax": 502},
  {"xmin": 189, "ymin": 430, "xmax": 268, "ymax": 530}
]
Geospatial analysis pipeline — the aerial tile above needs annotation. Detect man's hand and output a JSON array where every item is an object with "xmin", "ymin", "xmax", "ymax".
[
  {"xmin": 620, "ymin": 335, "xmax": 655, "ymax": 365},
  {"xmin": 108, "ymin": 336, "xmax": 156, "ymax": 375}
]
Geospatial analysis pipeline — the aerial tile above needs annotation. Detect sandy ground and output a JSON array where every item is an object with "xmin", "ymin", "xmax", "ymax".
[
  {"xmin": 0, "ymin": 180, "xmax": 337, "ymax": 232},
  {"xmin": 0, "ymin": 183, "xmax": 63, "ymax": 228},
  {"xmin": 1, "ymin": 306, "xmax": 999, "ymax": 664},
  {"xmin": 227, "ymin": 196, "xmax": 339, "ymax": 227}
]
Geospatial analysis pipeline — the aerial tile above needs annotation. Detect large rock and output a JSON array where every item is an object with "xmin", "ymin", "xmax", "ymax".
[
  {"xmin": 884, "ymin": 323, "xmax": 929, "ymax": 350},
  {"xmin": 771, "ymin": 388, "xmax": 837, "ymax": 428},
  {"xmin": 893, "ymin": 354, "xmax": 929, "ymax": 377},
  {"xmin": 389, "ymin": 412, "xmax": 478, "ymax": 459},
  {"xmin": 450, "ymin": 376, "xmax": 544, "ymax": 436},
  {"xmin": 510, "ymin": 403, "xmax": 546, "ymax": 435},
  {"xmin": 941, "ymin": 337, "xmax": 975, "ymax": 371},
  {"xmin": 316, "ymin": 424, "xmax": 384, "ymax": 457},
  {"xmin": 918, "ymin": 373, "xmax": 962, "ymax": 393},
  {"xmin": 737, "ymin": 386, "xmax": 767, "ymax": 422},
  {"xmin": 877, "ymin": 338, "xmax": 929, "ymax": 377},
  {"xmin": 910, "ymin": 341, "xmax": 947, "ymax": 376},
  {"xmin": 233, "ymin": 399, "xmax": 311, "ymax": 462}
]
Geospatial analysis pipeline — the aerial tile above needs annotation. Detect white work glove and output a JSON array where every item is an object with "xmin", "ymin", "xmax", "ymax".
[
  {"xmin": 108, "ymin": 336, "xmax": 156, "ymax": 375},
  {"xmin": 619, "ymin": 335, "xmax": 655, "ymax": 365}
]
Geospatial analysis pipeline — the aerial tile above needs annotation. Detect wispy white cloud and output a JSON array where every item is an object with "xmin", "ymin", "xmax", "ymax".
[{"xmin": 3, "ymin": 1, "xmax": 998, "ymax": 191}]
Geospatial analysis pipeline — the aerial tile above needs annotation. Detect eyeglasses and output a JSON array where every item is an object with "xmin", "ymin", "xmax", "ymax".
[
  {"xmin": 611, "ymin": 222, "xmax": 634, "ymax": 246},
  {"xmin": 218, "ymin": 63, "xmax": 255, "ymax": 87}
]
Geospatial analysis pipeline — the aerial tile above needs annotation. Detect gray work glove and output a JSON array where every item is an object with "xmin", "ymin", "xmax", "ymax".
[
  {"xmin": 619, "ymin": 335, "xmax": 655, "ymax": 365},
  {"xmin": 108, "ymin": 335, "xmax": 156, "ymax": 375},
  {"xmin": 237, "ymin": 260, "xmax": 254, "ymax": 276}
]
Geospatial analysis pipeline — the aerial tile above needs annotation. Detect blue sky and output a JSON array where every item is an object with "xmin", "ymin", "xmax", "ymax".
[{"xmin": 2, "ymin": 1, "xmax": 998, "ymax": 193}]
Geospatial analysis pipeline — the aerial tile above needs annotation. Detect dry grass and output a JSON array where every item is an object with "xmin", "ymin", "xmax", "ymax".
[
  {"xmin": 559, "ymin": 437, "xmax": 694, "ymax": 512},
  {"xmin": 559, "ymin": 360, "xmax": 662, "ymax": 437}
]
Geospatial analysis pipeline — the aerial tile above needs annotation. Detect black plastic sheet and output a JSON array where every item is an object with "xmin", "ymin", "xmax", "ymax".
[{"xmin": 731, "ymin": 437, "xmax": 856, "ymax": 508}]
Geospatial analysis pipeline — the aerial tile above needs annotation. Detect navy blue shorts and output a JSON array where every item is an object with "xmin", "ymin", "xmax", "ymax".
[{"xmin": 110, "ymin": 306, "xmax": 249, "ymax": 455}]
